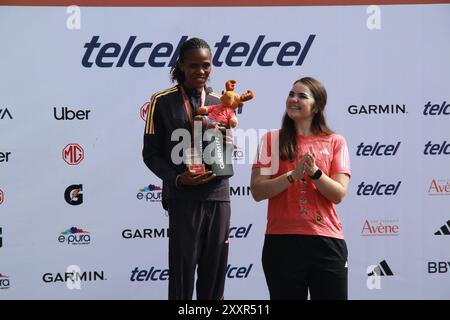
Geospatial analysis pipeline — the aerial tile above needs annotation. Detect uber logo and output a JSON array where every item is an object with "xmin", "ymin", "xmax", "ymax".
[
  {"xmin": 64, "ymin": 184, "xmax": 83, "ymax": 205},
  {"xmin": 53, "ymin": 107, "xmax": 91, "ymax": 120},
  {"xmin": 357, "ymin": 181, "xmax": 401, "ymax": 196},
  {"xmin": 356, "ymin": 142, "xmax": 400, "ymax": 156},
  {"xmin": 0, "ymin": 152, "xmax": 11, "ymax": 162}
]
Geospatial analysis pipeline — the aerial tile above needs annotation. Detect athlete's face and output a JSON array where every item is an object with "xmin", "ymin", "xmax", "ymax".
[
  {"xmin": 179, "ymin": 48, "xmax": 212, "ymax": 89},
  {"xmin": 285, "ymin": 82, "xmax": 316, "ymax": 122}
]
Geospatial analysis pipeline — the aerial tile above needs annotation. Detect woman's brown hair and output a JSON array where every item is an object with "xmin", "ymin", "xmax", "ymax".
[{"xmin": 279, "ymin": 77, "xmax": 334, "ymax": 161}]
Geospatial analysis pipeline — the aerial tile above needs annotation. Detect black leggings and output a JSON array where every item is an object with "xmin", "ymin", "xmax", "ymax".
[
  {"xmin": 168, "ymin": 200, "xmax": 230, "ymax": 300},
  {"xmin": 262, "ymin": 234, "xmax": 348, "ymax": 300}
]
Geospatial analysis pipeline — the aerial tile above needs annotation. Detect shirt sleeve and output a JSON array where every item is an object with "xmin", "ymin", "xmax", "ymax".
[
  {"xmin": 142, "ymin": 94, "xmax": 178, "ymax": 185},
  {"xmin": 330, "ymin": 135, "xmax": 351, "ymax": 178}
]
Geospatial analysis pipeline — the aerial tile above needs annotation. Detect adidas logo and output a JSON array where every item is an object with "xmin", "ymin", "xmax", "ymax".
[
  {"xmin": 319, "ymin": 148, "xmax": 330, "ymax": 155},
  {"xmin": 434, "ymin": 220, "xmax": 450, "ymax": 235},
  {"xmin": 367, "ymin": 260, "xmax": 394, "ymax": 276}
]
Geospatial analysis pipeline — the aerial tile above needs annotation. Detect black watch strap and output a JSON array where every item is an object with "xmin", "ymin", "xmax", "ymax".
[{"xmin": 309, "ymin": 169, "xmax": 322, "ymax": 180}]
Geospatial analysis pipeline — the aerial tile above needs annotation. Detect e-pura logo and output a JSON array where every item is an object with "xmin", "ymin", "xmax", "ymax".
[
  {"xmin": 0, "ymin": 273, "xmax": 9, "ymax": 289},
  {"xmin": 58, "ymin": 227, "xmax": 90, "ymax": 245},
  {"xmin": 137, "ymin": 184, "xmax": 162, "ymax": 202}
]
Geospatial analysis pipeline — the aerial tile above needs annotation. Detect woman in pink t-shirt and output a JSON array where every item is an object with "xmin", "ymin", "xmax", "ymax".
[{"xmin": 251, "ymin": 77, "xmax": 351, "ymax": 300}]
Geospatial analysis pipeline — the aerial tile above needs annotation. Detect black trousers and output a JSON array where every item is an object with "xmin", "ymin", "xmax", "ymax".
[
  {"xmin": 168, "ymin": 200, "xmax": 230, "ymax": 300},
  {"xmin": 262, "ymin": 234, "xmax": 348, "ymax": 300}
]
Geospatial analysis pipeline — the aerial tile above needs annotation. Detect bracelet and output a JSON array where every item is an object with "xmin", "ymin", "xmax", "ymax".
[
  {"xmin": 286, "ymin": 171, "xmax": 296, "ymax": 184},
  {"xmin": 309, "ymin": 168, "xmax": 323, "ymax": 180},
  {"xmin": 175, "ymin": 175, "xmax": 183, "ymax": 188}
]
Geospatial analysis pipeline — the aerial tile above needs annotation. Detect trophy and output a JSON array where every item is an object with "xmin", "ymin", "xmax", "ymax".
[
  {"xmin": 193, "ymin": 80, "xmax": 254, "ymax": 178},
  {"xmin": 184, "ymin": 146, "xmax": 206, "ymax": 174}
]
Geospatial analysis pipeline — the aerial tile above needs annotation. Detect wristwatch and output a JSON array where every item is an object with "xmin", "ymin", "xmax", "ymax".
[
  {"xmin": 309, "ymin": 168, "xmax": 323, "ymax": 180},
  {"xmin": 286, "ymin": 171, "xmax": 296, "ymax": 184}
]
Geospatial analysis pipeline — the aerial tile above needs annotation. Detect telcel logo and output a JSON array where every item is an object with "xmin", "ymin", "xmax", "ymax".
[
  {"xmin": 423, "ymin": 101, "xmax": 450, "ymax": 115},
  {"xmin": 226, "ymin": 264, "xmax": 253, "ymax": 279},
  {"xmin": 82, "ymin": 35, "xmax": 315, "ymax": 68},
  {"xmin": 130, "ymin": 267, "xmax": 169, "ymax": 281},
  {"xmin": 229, "ymin": 224, "xmax": 252, "ymax": 238},
  {"xmin": 424, "ymin": 141, "xmax": 450, "ymax": 155},
  {"xmin": 357, "ymin": 181, "xmax": 401, "ymax": 196},
  {"xmin": 356, "ymin": 142, "xmax": 400, "ymax": 156}
]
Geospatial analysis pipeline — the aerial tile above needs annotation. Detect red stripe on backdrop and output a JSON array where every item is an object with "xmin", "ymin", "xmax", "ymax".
[{"xmin": 0, "ymin": 0, "xmax": 449, "ymax": 6}]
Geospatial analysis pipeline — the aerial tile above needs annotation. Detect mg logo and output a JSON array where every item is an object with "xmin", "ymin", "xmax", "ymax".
[
  {"xmin": 0, "ymin": 189, "xmax": 3, "ymax": 204},
  {"xmin": 62, "ymin": 144, "xmax": 84, "ymax": 165},
  {"xmin": 140, "ymin": 102, "xmax": 149, "ymax": 121}
]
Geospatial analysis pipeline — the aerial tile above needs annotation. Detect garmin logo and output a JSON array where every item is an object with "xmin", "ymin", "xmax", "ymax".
[
  {"xmin": 348, "ymin": 104, "xmax": 406, "ymax": 115},
  {"xmin": 230, "ymin": 186, "xmax": 251, "ymax": 196},
  {"xmin": 42, "ymin": 271, "xmax": 105, "ymax": 283},
  {"xmin": 82, "ymin": 35, "xmax": 315, "ymax": 68},
  {"xmin": 122, "ymin": 228, "xmax": 169, "ymax": 239},
  {"xmin": 214, "ymin": 136, "xmax": 225, "ymax": 169}
]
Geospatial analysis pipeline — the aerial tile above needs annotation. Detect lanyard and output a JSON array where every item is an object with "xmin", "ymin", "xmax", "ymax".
[{"xmin": 180, "ymin": 85, "xmax": 206, "ymax": 125}]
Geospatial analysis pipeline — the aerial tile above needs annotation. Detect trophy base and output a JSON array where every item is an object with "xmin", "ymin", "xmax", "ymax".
[
  {"xmin": 203, "ymin": 130, "xmax": 234, "ymax": 179},
  {"xmin": 187, "ymin": 164, "xmax": 206, "ymax": 174}
]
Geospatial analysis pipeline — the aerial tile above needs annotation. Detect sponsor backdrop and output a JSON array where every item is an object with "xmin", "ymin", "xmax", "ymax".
[{"xmin": 1, "ymin": 1, "xmax": 450, "ymax": 299}]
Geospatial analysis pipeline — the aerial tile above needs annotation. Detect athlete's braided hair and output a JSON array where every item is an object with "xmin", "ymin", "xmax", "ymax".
[{"xmin": 170, "ymin": 37, "xmax": 211, "ymax": 84}]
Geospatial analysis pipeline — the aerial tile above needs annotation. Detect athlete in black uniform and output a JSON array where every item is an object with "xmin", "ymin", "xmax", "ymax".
[{"xmin": 143, "ymin": 38, "xmax": 230, "ymax": 300}]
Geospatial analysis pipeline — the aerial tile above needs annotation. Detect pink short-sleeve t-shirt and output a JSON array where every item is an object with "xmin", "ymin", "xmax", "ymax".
[{"xmin": 253, "ymin": 130, "xmax": 351, "ymax": 239}]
